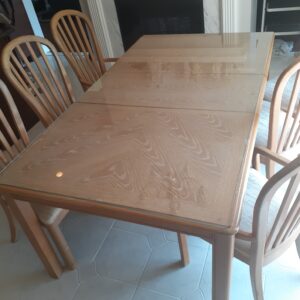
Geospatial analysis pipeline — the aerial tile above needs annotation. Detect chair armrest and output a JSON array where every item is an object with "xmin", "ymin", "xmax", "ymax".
[
  {"xmin": 236, "ymin": 230, "xmax": 253, "ymax": 241},
  {"xmin": 104, "ymin": 57, "xmax": 119, "ymax": 63},
  {"xmin": 253, "ymin": 146, "xmax": 290, "ymax": 168}
]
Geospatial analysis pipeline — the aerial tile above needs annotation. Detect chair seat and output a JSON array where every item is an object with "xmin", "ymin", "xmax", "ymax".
[
  {"xmin": 256, "ymin": 101, "xmax": 285, "ymax": 149},
  {"xmin": 255, "ymin": 101, "xmax": 270, "ymax": 149},
  {"xmin": 236, "ymin": 169, "xmax": 285, "ymax": 260},
  {"xmin": 32, "ymin": 204, "xmax": 68, "ymax": 225},
  {"xmin": 239, "ymin": 169, "xmax": 267, "ymax": 234}
]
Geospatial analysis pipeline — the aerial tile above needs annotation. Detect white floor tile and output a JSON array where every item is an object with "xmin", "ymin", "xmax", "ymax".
[
  {"xmin": 133, "ymin": 288, "xmax": 179, "ymax": 300},
  {"xmin": 0, "ymin": 227, "xmax": 78, "ymax": 300},
  {"xmin": 96, "ymin": 228, "xmax": 151, "ymax": 284},
  {"xmin": 114, "ymin": 221, "xmax": 167, "ymax": 249},
  {"xmin": 78, "ymin": 262, "xmax": 98, "ymax": 284},
  {"xmin": 139, "ymin": 242, "xmax": 209, "ymax": 298},
  {"xmin": 21, "ymin": 271, "xmax": 78, "ymax": 300},
  {"xmin": 182, "ymin": 289, "xmax": 205, "ymax": 300},
  {"xmin": 264, "ymin": 246, "xmax": 300, "ymax": 300},
  {"xmin": 264, "ymin": 264, "xmax": 300, "ymax": 300},
  {"xmin": 61, "ymin": 212, "xmax": 114, "ymax": 264},
  {"xmin": 1, "ymin": 195, "xmax": 300, "ymax": 300},
  {"xmin": 164, "ymin": 231, "xmax": 209, "ymax": 249},
  {"xmin": 73, "ymin": 276, "xmax": 135, "ymax": 300},
  {"xmin": 199, "ymin": 249, "xmax": 256, "ymax": 300}
]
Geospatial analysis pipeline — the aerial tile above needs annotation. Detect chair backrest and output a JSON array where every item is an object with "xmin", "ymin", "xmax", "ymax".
[
  {"xmin": 268, "ymin": 60, "xmax": 300, "ymax": 154},
  {"xmin": 0, "ymin": 80, "xmax": 29, "ymax": 168},
  {"xmin": 252, "ymin": 156, "xmax": 300, "ymax": 256},
  {"xmin": 50, "ymin": 9, "xmax": 106, "ymax": 89},
  {"xmin": 1, "ymin": 35, "xmax": 75, "ymax": 127}
]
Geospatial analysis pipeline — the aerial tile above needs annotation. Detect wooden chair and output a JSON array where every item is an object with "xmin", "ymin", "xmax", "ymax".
[
  {"xmin": 255, "ymin": 59, "xmax": 300, "ymax": 177},
  {"xmin": 1, "ymin": 35, "xmax": 76, "ymax": 127},
  {"xmin": 199, "ymin": 150, "xmax": 300, "ymax": 300},
  {"xmin": 0, "ymin": 80, "xmax": 75, "ymax": 270},
  {"xmin": 50, "ymin": 9, "xmax": 118, "ymax": 91},
  {"xmin": 241, "ymin": 149, "xmax": 300, "ymax": 299}
]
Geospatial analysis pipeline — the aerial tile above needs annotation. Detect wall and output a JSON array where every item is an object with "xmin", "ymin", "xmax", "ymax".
[
  {"xmin": 84, "ymin": 0, "xmax": 222, "ymax": 58},
  {"xmin": 235, "ymin": 0, "xmax": 257, "ymax": 32},
  {"xmin": 204, "ymin": 0, "xmax": 221, "ymax": 33},
  {"xmin": 10, "ymin": 0, "xmax": 33, "ymax": 38}
]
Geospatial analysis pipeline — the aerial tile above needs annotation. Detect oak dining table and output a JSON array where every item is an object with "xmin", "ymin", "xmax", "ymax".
[{"xmin": 0, "ymin": 32, "xmax": 274, "ymax": 300}]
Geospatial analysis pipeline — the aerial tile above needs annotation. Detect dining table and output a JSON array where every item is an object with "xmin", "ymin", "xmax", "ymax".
[{"xmin": 0, "ymin": 32, "xmax": 274, "ymax": 300}]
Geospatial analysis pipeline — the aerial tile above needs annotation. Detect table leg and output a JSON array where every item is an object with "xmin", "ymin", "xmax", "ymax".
[
  {"xmin": 212, "ymin": 233, "xmax": 234, "ymax": 300},
  {"xmin": 8, "ymin": 198, "xmax": 62, "ymax": 278},
  {"xmin": 177, "ymin": 233, "xmax": 190, "ymax": 266}
]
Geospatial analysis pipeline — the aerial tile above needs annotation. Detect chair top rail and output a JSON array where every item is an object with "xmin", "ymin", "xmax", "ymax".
[
  {"xmin": 1, "ymin": 35, "xmax": 75, "ymax": 127},
  {"xmin": 50, "ymin": 9, "xmax": 106, "ymax": 89}
]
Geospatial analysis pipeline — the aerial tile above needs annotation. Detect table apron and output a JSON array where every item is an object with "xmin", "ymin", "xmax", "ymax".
[{"xmin": 1, "ymin": 187, "xmax": 238, "ymax": 238}]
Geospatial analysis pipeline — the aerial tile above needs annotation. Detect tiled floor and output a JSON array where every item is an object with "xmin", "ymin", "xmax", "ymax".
[{"xmin": 0, "ymin": 210, "xmax": 299, "ymax": 300}]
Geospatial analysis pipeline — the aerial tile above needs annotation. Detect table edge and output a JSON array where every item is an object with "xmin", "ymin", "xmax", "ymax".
[{"xmin": 0, "ymin": 184, "xmax": 238, "ymax": 236}]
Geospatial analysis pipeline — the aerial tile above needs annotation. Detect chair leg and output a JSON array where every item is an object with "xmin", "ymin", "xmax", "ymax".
[
  {"xmin": 252, "ymin": 152, "xmax": 261, "ymax": 171},
  {"xmin": 266, "ymin": 159, "xmax": 275, "ymax": 179},
  {"xmin": 46, "ymin": 223, "xmax": 76, "ymax": 270},
  {"xmin": 177, "ymin": 233, "xmax": 189, "ymax": 266},
  {"xmin": 249, "ymin": 262, "xmax": 264, "ymax": 300},
  {"xmin": 0, "ymin": 199, "xmax": 16, "ymax": 243},
  {"xmin": 296, "ymin": 235, "xmax": 300, "ymax": 259}
]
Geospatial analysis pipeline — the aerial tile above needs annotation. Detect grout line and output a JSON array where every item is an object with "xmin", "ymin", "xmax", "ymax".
[
  {"xmin": 177, "ymin": 242, "xmax": 211, "ymax": 300},
  {"xmin": 96, "ymin": 272, "xmax": 137, "ymax": 287},
  {"xmin": 197, "ymin": 244, "xmax": 212, "ymax": 291},
  {"xmin": 129, "ymin": 251, "xmax": 153, "ymax": 300},
  {"xmin": 91, "ymin": 219, "xmax": 116, "ymax": 262},
  {"xmin": 96, "ymin": 271, "xmax": 137, "ymax": 287},
  {"xmin": 111, "ymin": 226, "xmax": 153, "ymax": 251},
  {"xmin": 138, "ymin": 287, "xmax": 181, "ymax": 300},
  {"xmin": 198, "ymin": 288, "xmax": 206, "ymax": 300},
  {"xmin": 75, "ymin": 267, "xmax": 80, "ymax": 286},
  {"xmin": 71, "ymin": 284, "xmax": 81, "ymax": 300}
]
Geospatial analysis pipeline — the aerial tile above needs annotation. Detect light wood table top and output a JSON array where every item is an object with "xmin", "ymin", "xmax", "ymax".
[
  {"xmin": 0, "ymin": 33, "xmax": 274, "ymax": 297},
  {"xmin": 0, "ymin": 103, "xmax": 256, "ymax": 233},
  {"xmin": 0, "ymin": 32, "xmax": 274, "ymax": 236},
  {"xmin": 124, "ymin": 33, "xmax": 273, "ymax": 76},
  {"xmin": 79, "ymin": 33, "xmax": 274, "ymax": 111}
]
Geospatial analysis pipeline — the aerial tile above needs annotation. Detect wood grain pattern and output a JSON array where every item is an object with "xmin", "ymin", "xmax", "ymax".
[{"xmin": 0, "ymin": 103, "xmax": 256, "ymax": 232}]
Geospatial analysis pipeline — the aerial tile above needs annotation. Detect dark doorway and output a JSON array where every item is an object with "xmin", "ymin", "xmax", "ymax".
[
  {"xmin": 114, "ymin": 0, "xmax": 204, "ymax": 50},
  {"xmin": 32, "ymin": 0, "xmax": 81, "ymax": 44}
]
